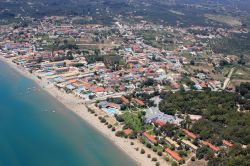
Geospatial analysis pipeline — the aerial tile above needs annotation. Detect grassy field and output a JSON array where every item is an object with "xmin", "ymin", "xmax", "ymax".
[
  {"xmin": 205, "ymin": 14, "xmax": 242, "ymax": 26},
  {"xmin": 230, "ymin": 66, "xmax": 250, "ymax": 86},
  {"xmin": 232, "ymin": 66, "xmax": 250, "ymax": 80},
  {"xmin": 184, "ymin": 64, "xmax": 229, "ymax": 82}
]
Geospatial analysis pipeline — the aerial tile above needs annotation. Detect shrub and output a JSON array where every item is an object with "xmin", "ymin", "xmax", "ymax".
[
  {"xmin": 129, "ymin": 134, "xmax": 136, "ymax": 139},
  {"xmin": 147, "ymin": 154, "xmax": 151, "ymax": 158},
  {"xmin": 157, "ymin": 151, "xmax": 162, "ymax": 156},
  {"xmin": 130, "ymin": 142, "xmax": 134, "ymax": 145},
  {"xmin": 141, "ymin": 149, "xmax": 145, "ymax": 154},
  {"xmin": 115, "ymin": 131, "xmax": 124, "ymax": 137},
  {"xmin": 140, "ymin": 138, "xmax": 146, "ymax": 144},
  {"xmin": 115, "ymin": 115, "xmax": 124, "ymax": 122},
  {"xmin": 154, "ymin": 142, "xmax": 158, "ymax": 146},
  {"xmin": 108, "ymin": 124, "xmax": 112, "ymax": 128},
  {"xmin": 156, "ymin": 162, "xmax": 160, "ymax": 166},
  {"xmin": 178, "ymin": 150, "xmax": 188, "ymax": 157},
  {"xmin": 153, "ymin": 147, "xmax": 157, "ymax": 152},
  {"xmin": 191, "ymin": 156, "xmax": 196, "ymax": 161},
  {"xmin": 171, "ymin": 161, "xmax": 179, "ymax": 166},
  {"xmin": 152, "ymin": 157, "xmax": 157, "ymax": 162},
  {"xmin": 179, "ymin": 159, "xmax": 185, "ymax": 164},
  {"xmin": 146, "ymin": 143, "xmax": 152, "ymax": 148},
  {"xmin": 100, "ymin": 118, "xmax": 106, "ymax": 123},
  {"xmin": 112, "ymin": 127, "xmax": 116, "ymax": 131},
  {"xmin": 164, "ymin": 156, "xmax": 169, "ymax": 161}
]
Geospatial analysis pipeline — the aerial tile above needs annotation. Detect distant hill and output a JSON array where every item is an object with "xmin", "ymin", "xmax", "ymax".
[{"xmin": 0, "ymin": 0, "xmax": 250, "ymax": 27}]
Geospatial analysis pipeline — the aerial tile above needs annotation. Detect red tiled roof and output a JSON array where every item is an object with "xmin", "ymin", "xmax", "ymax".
[
  {"xmin": 222, "ymin": 140, "xmax": 233, "ymax": 148},
  {"xmin": 82, "ymin": 82, "xmax": 92, "ymax": 87},
  {"xmin": 137, "ymin": 68, "xmax": 144, "ymax": 72},
  {"xmin": 165, "ymin": 148, "xmax": 182, "ymax": 161},
  {"xmin": 121, "ymin": 96, "xmax": 129, "ymax": 104},
  {"xmin": 143, "ymin": 132, "xmax": 157, "ymax": 143},
  {"xmin": 133, "ymin": 98, "xmax": 145, "ymax": 106},
  {"xmin": 154, "ymin": 119, "xmax": 166, "ymax": 127},
  {"xmin": 200, "ymin": 83, "xmax": 207, "ymax": 88},
  {"xmin": 200, "ymin": 140, "xmax": 220, "ymax": 152},
  {"xmin": 123, "ymin": 129, "xmax": 133, "ymax": 136},
  {"xmin": 181, "ymin": 129, "xmax": 197, "ymax": 139},
  {"xmin": 107, "ymin": 102, "xmax": 120, "ymax": 109},
  {"xmin": 92, "ymin": 87, "xmax": 105, "ymax": 93},
  {"xmin": 68, "ymin": 79, "xmax": 77, "ymax": 84}
]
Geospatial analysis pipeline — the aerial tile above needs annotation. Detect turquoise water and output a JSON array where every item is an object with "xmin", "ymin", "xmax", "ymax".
[
  {"xmin": 0, "ymin": 60, "xmax": 136, "ymax": 166},
  {"xmin": 105, "ymin": 108, "xmax": 119, "ymax": 114}
]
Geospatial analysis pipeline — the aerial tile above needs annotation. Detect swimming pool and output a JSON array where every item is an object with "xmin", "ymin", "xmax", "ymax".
[{"xmin": 103, "ymin": 108, "xmax": 119, "ymax": 114}]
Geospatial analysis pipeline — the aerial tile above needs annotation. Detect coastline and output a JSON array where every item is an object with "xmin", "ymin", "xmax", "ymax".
[{"xmin": 0, "ymin": 56, "xmax": 168, "ymax": 166}]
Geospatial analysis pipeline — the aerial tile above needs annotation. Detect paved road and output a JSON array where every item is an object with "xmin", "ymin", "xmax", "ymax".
[{"xmin": 222, "ymin": 67, "xmax": 235, "ymax": 90}]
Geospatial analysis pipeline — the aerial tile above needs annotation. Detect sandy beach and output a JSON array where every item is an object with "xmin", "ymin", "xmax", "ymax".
[{"xmin": 0, "ymin": 56, "xmax": 168, "ymax": 166}]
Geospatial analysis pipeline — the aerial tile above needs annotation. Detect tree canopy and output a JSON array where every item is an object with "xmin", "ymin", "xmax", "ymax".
[{"xmin": 159, "ymin": 91, "xmax": 250, "ymax": 145}]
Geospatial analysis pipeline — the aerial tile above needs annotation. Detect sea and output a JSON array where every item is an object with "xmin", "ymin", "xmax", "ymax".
[{"xmin": 0, "ymin": 60, "xmax": 136, "ymax": 166}]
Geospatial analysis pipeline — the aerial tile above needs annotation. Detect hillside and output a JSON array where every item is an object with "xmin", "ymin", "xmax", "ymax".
[{"xmin": 1, "ymin": 0, "xmax": 250, "ymax": 27}]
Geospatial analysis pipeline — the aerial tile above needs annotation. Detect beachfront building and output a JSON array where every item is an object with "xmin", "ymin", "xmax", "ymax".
[
  {"xmin": 200, "ymin": 140, "xmax": 220, "ymax": 152},
  {"xmin": 145, "ymin": 107, "xmax": 183, "ymax": 125},
  {"xmin": 143, "ymin": 132, "xmax": 157, "ymax": 144},
  {"xmin": 55, "ymin": 67, "xmax": 70, "ymax": 74},
  {"xmin": 222, "ymin": 140, "xmax": 233, "ymax": 149},
  {"xmin": 165, "ymin": 137, "xmax": 180, "ymax": 149},
  {"xmin": 181, "ymin": 129, "xmax": 197, "ymax": 140},
  {"xmin": 91, "ymin": 87, "xmax": 106, "ymax": 96},
  {"xmin": 165, "ymin": 148, "xmax": 183, "ymax": 162},
  {"xmin": 181, "ymin": 139, "xmax": 198, "ymax": 152},
  {"xmin": 121, "ymin": 96, "xmax": 129, "ymax": 105},
  {"xmin": 65, "ymin": 84, "xmax": 76, "ymax": 92},
  {"xmin": 132, "ymin": 98, "xmax": 145, "ymax": 107}
]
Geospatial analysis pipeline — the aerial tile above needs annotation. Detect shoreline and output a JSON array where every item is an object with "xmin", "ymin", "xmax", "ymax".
[{"xmin": 0, "ymin": 56, "xmax": 167, "ymax": 166}]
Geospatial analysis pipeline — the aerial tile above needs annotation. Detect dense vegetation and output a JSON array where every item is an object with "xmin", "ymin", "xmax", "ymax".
[
  {"xmin": 159, "ymin": 89, "xmax": 250, "ymax": 165},
  {"xmin": 159, "ymin": 91, "xmax": 237, "ymax": 116},
  {"xmin": 159, "ymin": 91, "xmax": 250, "ymax": 145},
  {"xmin": 83, "ymin": 49, "xmax": 126, "ymax": 70},
  {"xmin": 1, "ymin": 0, "xmax": 250, "ymax": 27},
  {"xmin": 208, "ymin": 144, "xmax": 250, "ymax": 166},
  {"xmin": 210, "ymin": 32, "xmax": 250, "ymax": 55},
  {"xmin": 236, "ymin": 82, "xmax": 250, "ymax": 99}
]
